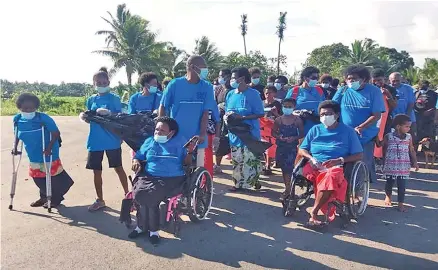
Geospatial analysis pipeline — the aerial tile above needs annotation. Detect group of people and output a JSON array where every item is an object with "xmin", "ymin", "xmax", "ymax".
[{"xmin": 12, "ymin": 54, "xmax": 437, "ymax": 243}]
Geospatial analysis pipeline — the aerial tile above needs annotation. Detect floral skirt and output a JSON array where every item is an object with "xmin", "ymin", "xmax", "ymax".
[
  {"xmin": 29, "ymin": 159, "xmax": 64, "ymax": 178},
  {"xmin": 231, "ymin": 146, "xmax": 262, "ymax": 189}
]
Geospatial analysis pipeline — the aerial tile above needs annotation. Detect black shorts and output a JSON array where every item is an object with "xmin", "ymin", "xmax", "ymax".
[{"xmin": 86, "ymin": 148, "xmax": 123, "ymax": 171}]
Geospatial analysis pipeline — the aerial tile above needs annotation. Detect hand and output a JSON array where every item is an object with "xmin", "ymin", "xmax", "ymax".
[
  {"xmin": 309, "ymin": 157, "xmax": 319, "ymax": 170},
  {"xmin": 196, "ymin": 135, "xmax": 205, "ymax": 146},
  {"xmin": 286, "ymin": 137, "xmax": 295, "ymax": 143},
  {"xmin": 212, "ymin": 137, "xmax": 220, "ymax": 153},
  {"xmin": 278, "ymin": 135, "xmax": 286, "ymax": 142},
  {"xmin": 186, "ymin": 136, "xmax": 200, "ymax": 153},
  {"xmin": 43, "ymin": 147, "xmax": 52, "ymax": 157},
  {"xmin": 322, "ymin": 158, "xmax": 342, "ymax": 168},
  {"xmin": 132, "ymin": 159, "xmax": 142, "ymax": 174},
  {"xmin": 382, "ymin": 88, "xmax": 392, "ymax": 98},
  {"xmin": 355, "ymin": 126, "xmax": 364, "ymax": 136}
]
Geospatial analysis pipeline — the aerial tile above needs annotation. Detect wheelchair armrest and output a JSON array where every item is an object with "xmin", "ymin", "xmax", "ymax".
[{"xmin": 292, "ymin": 157, "xmax": 308, "ymax": 175}]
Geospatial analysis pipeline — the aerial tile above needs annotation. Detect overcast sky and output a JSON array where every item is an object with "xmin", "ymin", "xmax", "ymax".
[{"xmin": 1, "ymin": 0, "xmax": 437, "ymax": 86}]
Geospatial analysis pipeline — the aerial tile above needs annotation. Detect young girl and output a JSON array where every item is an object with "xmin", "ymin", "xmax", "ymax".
[
  {"xmin": 272, "ymin": 98, "xmax": 304, "ymax": 200},
  {"xmin": 382, "ymin": 114, "xmax": 419, "ymax": 212},
  {"xmin": 13, "ymin": 93, "xmax": 74, "ymax": 208},
  {"xmin": 85, "ymin": 67, "xmax": 129, "ymax": 211}
]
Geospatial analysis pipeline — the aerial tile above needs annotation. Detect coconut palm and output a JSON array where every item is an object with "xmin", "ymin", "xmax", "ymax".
[
  {"xmin": 276, "ymin": 12, "xmax": 287, "ymax": 75},
  {"xmin": 192, "ymin": 36, "xmax": 224, "ymax": 80},
  {"xmin": 376, "ymin": 55, "xmax": 397, "ymax": 77},
  {"xmin": 340, "ymin": 38, "xmax": 378, "ymax": 68},
  {"xmin": 240, "ymin": 14, "xmax": 248, "ymax": 56},
  {"xmin": 402, "ymin": 66, "xmax": 422, "ymax": 85}
]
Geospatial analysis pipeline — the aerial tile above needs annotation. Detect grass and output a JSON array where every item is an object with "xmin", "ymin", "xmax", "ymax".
[{"xmin": 1, "ymin": 96, "xmax": 87, "ymax": 116}]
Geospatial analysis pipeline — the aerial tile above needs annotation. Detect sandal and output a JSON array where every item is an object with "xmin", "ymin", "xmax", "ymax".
[
  {"xmin": 305, "ymin": 218, "xmax": 327, "ymax": 228},
  {"xmin": 30, "ymin": 198, "xmax": 47, "ymax": 207},
  {"xmin": 43, "ymin": 201, "xmax": 60, "ymax": 209},
  {"xmin": 229, "ymin": 186, "xmax": 243, "ymax": 192},
  {"xmin": 254, "ymin": 182, "xmax": 262, "ymax": 190}
]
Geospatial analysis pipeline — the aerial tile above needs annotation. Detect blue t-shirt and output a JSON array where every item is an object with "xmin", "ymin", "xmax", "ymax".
[
  {"xmin": 225, "ymin": 88, "xmax": 265, "ymax": 147},
  {"xmin": 391, "ymin": 83, "xmax": 416, "ymax": 122},
  {"xmin": 300, "ymin": 123, "xmax": 363, "ymax": 163},
  {"xmin": 286, "ymin": 86, "xmax": 325, "ymax": 134},
  {"xmin": 128, "ymin": 92, "xmax": 162, "ymax": 114},
  {"xmin": 13, "ymin": 113, "xmax": 60, "ymax": 163},
  {"xmin": 86, "ymin": 93, "xmax": 122, "ymax": 151},
  {"xmin": 332, "ymin": 83, "xmax": 385, "ymax": 144},
  {"xmin": 160, "ymin": 77, "xmax": 218, "ymax": 149},
  {"xmin": 134, "ymin": 136, "xmax": 187, "ymax": 177}
]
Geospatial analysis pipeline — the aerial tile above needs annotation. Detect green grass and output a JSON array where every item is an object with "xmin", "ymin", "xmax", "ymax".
[{"xmin": 1, "ymin": 96, "xmax": 87, "ymax": 116}]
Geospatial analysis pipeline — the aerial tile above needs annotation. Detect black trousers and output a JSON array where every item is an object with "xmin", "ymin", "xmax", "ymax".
[
  {"xmin": 33, "ymin": 170, "xmax": 74, "ymax": 204},
  {"xmin": 133, "ymin": 175, "xmax": 185, "ymax": 232},
  {"xmin": 385, "ymin": 175, "xmax": 406, "ymax": 203}
]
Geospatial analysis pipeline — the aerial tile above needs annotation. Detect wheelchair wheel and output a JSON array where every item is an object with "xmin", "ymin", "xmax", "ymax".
[
  {"xmin": 283, "ymin": 174, "xmax": 313, "ymax": 217},
  {"xmin": 347, "ymin": 161, "xmax": 370, "ymax": 218},
  {"xmin": 188, "ymin": 167, "xmax": 213, "ymax": 222}
]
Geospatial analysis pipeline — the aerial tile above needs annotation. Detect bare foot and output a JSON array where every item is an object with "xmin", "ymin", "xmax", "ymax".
[
  {"xmin": 398, "ymin": 203, "xmax": 407, "ymax": 212},
  {"xmin": 384, "ymin": 196, "xmax": 392, "ymax": 206}
]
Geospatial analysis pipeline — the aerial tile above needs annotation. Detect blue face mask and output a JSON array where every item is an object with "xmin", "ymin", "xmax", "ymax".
[
  {"xmin": 282, "ymin": 108, "xmax": 294, "ymax": 115},
  {"xmin": 199, "ymin": 68, "xmax": 209, "ymax": 80},
  {"xmin": 267, "ymin": 82, "xmax": 274, "ymax": 87},
  {"xmin": 96, "ymin": 86, "xmax": 110, "ymax": 94},
  {"xmin": 348, "ymin": 81, "xmax": 361, "ymax": 91},
  {"xmin": 308, "ymin": 79, "xmax": 318, "ymax": 87},
  {"xmin": 154, "ymin": 134, "xmax": 169, "ymax": 144},
  {"xmin": 230, "ymin": 79, "xmax": 240, "ymax": 89},
  {"xmin": 21, "ymin": 111, "xmax": 36, "ymax": 120},
  {"xmin": 218, "ymin": 77, "xmax": 226, "ymax": 85},
  {"xmin": 274, "ymin": 83, "xmax": 282, "ymax": 91},
  {"xmin": 148, "ymin": 85, "xmax": 158, "ymax": 94},
  {"xmin": 251, "ymin": 78, "xmax": 260, "ymax": 85}
]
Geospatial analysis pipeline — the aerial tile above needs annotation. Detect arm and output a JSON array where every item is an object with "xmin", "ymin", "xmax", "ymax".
[
  {"xmin": 199, "ymin": 111, "xmax": 209, "ymax": 139},
  {"xmin": 184, "ymin": 152, "xmax": 194, "ymax": 166},
  {"xmin": 382, "ymin": 134, "xmax": 389, "ymax": 164},
  {"xmin": 159, "ymin": 80, "xmax": 174, "ymax": 117},
  {"xmin": 242, "ymin": 92, "xmax": 264, "ymax": 120},
  {"xmin": 295, "ymin": 117, "xmax": 305, "ymax": 140},
  {"xmin": 128, "ymin": 94, "xmax": 136, "ymax": 114},
  {"xmin": 357, "ymin": 112, "xmax": 381, "ymax": 130},
  {"xmin": 42, "ymin": 115, "xmax": 61, "ymax": 155},
  {"xmin": 409, "ymin": 135, "xmax": 419, "ymax": 171},
  {"xmin": 382, "ymin": 87, "xmax": 397, "ymax": 111},
  {"xmin": 406, "ymin": 86, "xmax": 415, "ymax": 115}
]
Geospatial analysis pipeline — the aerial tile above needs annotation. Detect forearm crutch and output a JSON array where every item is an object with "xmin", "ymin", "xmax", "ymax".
[
  {"xmin": 9, "ymin": 128, "xmax": 23, "ymax": 210},
  {"xmin": 42, "ymin": 126, "xmax": 53, "ymax": 213}
]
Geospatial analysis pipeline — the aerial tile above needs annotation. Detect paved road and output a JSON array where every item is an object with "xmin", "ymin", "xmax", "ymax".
[{"xmin": 1, "ymin": 116, "xmax": 437, "ymax": 269}]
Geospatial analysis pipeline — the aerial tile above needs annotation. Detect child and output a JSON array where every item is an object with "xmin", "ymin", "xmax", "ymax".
[
  {"xmin": 382, "ymin": 114, "xmax": 419, "ymax": 212},
  {"xmin": 85, "ymin": 67, "xmax": 129, "ymax": 211},
  {"xmin": 272, "ymin": 98, "xmax": 304, "ymax": 200},
  {"xmin": 13, "ymin": 93, "xmax": 74, "ymax": 208}
]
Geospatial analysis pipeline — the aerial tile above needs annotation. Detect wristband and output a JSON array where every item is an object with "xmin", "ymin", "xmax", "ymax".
[{"xmin": 339, "ymin": 157, "xmax": 345, "ymax": 165}]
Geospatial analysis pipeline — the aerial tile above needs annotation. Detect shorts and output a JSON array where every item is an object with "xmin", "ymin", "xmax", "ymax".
[
  {"xmin": 275, "ymin": 147, "xmax": 297, "ymax": 174},
  {"xmin": 86, "ymin": 148, "xmax": 123, "ymax": 171}
]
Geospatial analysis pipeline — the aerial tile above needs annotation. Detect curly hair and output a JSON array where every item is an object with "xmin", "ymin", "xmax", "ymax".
[
  {"xmin": 155, "ymin": 116, "xmax": 179, "ymax": 136},
  {"xmin": 231, "ymin": 67, "xmax": 251, "ymax": 84},
  {"xmin": 138, "ymin": 72, "xmax": 158, "ymax": 87},
  {"xmin": 344, "ymin": 64, "xmax": 371, "ymax": 81},
  {"xmin": 300, "ymin": 66, "xmax": 320, "ymax": 81},
  {"xmin": 16, "ymin": 93, "xmax": 40, "ymax": 109}
]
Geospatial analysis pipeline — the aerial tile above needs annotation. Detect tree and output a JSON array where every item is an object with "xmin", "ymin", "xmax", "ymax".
[
  {"xmin": 375, "ymin": 55, "xmax": 397, "ymax": 77},
  {"xmin": 420, "ymin": 58, "xmax": 438, "ymax": 85},
  {"xmin": 304, "ymin": 43, "xmax": 350, "ymax": 78},
  {"xmin": 374, "ymin": 47, "xmax": 415, "ymax": 71},
  {"xmin": 340, "ymin": 38, "xmax": 378, "ymax": 67},
  {"xmin": 192, "ymin": 36, "xmax": 224, "ymax": 80},
  {"xmin": 240, "ymin": 14, "xmax": 248, "ymax": 56},
  {"xmin": 276, "ymin": 12, "xmax": 287, "ymax": 76},
  {"xmin": 402, "ymin": 66, "xmax": 421, "ymax": 85}
]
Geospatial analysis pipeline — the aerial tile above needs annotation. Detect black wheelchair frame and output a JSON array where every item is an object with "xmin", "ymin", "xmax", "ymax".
[{"xmin": 282, "ymin": 158, "xmax": 370, "ymax": 227}]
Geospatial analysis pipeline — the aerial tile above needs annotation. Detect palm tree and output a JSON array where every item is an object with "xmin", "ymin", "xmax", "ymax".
[
  {"xmin": 240, "ymin": 14, "xmax": 248, "ymax": 56},
  {"xmin": 158, "ymin": 44, "xmax": 188, "ymax": 78},
  {"xmin": 276, "ymin": 12, "xmax": 287, "ymax": 75},
  {"xmin": 340, "ymin": 39, "xmax": 378, "ymax": 68},
  {"xmin": 402, "ymin": 66, "xmax": 422, "ymax": 85},
  {"xmin": 376, "ymin": 55, "xmax": 397, "ymax": 77},
  {"xmin": 192, "ymin": 36, "xmax": 224, "ymax": 80}
]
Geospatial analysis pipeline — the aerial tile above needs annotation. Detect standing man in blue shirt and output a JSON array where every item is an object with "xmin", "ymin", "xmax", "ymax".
[
  {"xmin": 158, "ymin": 55, "xmax": 218, "ymax": 167},
  {"xmin": 333, "ymin": 64, "xmax": 385, "ymax": 183},
  {"xmin": 389, "ymin": 72, "xmax": 417, "ymax": 144},
  {"xmin": 128, "ymin": 72, "xmax": 162, "ymax": 114}
]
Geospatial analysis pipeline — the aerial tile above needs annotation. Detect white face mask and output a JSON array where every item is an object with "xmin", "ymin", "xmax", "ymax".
[
  {"xmin": 320, "ymin": 115, "xmax": 337, "ymax": 127},
  {"xmin": 321, "ymin": 83, "xmax": 329, "ymax": 88},
  {"xmin": 21, "ymin": 111, "xmax": 36, "ymax": 120}
]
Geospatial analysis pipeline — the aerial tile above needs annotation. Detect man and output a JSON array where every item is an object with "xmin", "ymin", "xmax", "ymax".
[
  {"xmin": 274, "ymin": 75, "xmax": 289, "ymax": 101},
  {"xmin": 389, "ymin": 72, "xmax": 417, "ymax": 145},
  {"xmin": 267, "ymin": 75, "xmax": 276, "ymax": 87},
  {"xmin": 249, "ymin": 67, "xmax": 266, "ymax": 100},
  {"xmin": 414, "ymin": 80, "xmax": 438, "ymax": 143},
  {"xmin": 319, "ymin": 74, "xmax": 336, "ymax": 100},
  {"xmin": 372, "ymin": 68, "xmax": 397, "ymax": 134},
  {"xmin": 159, "ymin": 55, "xmax": 219, "ymax": 167},
  {"xmin": 215, "ymin": 69, "xmax": 232, "ymax": 104},
  {"xmin": 331, "ymin": 78, "xmax": 340, "ymax": 92}
]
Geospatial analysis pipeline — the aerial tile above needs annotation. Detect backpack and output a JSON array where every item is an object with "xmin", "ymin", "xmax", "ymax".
[
  {"xmin": 14, "ymin": 112, "xmax": 63, "ymax": 147},
  {"xmin": 290, "ymin": 85, "xmax": 324, "ymax": 100}
]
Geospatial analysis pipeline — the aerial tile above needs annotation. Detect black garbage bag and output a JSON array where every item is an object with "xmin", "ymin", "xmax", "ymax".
[
  {"xmin": 82, "ymin": 111, "xmax": 156, "ymax": 152},
  {"xmin": 293, "ymin": 109, "xmax": 320, "ymax": 123},
  {"xmin": 225, "ymin": 114, "xmax": 272, "ymax": 157}
]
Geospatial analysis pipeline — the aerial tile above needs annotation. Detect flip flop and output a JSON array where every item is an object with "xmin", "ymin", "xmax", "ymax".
[{"xmin": 305, "ymin": 218, "xmax": 327, "ymax": 228}]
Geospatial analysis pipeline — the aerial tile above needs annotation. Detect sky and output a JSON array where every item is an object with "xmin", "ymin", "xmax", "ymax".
[{"xmin": 1, "ymin": 0, "xmax": 438, "ymax": 86}]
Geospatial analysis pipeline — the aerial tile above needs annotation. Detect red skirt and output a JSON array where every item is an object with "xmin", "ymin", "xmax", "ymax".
[
  {"xmin": 260, "ymin": 118, "xmax": 277, "ymax": 159},
  {"xmin": 303, "ymin": 164, "xmax": 348, "ymax": 222}
]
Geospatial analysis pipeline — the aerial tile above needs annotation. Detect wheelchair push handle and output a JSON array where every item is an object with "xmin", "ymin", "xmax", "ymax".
[{"xmin": 184, "ymin": 136, "xmax": 200, "ymax": 153}]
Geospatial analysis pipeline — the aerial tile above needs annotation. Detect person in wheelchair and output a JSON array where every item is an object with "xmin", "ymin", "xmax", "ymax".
[
  {"xmin": 298, "ymin": 100, "xmax": 363, "ymax": 226},
  {"xmin": 129, "ymin": 116, "xmax": 197, "ymax": 245}
]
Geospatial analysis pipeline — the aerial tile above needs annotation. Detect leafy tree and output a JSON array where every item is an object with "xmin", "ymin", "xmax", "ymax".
[
  {"xmin": 374, "ymin": 47, "xmax": 415, "ymax": 71},
  {"xmin": 276, "ymin": 12, "xmax": 287, "ymax": 75},
  {"xmin": 375, "ymin": 55, "xmax": 398, "ymax": 77},
  {"xmin": 420, "ymin": 58, "xmax": 438, "ymax": 85},
  {"xmin": 240, "ymin": 14, "xmax": 248, "ymax": 56},
  {"xmin": 192, "ymin": 36, "xmax": 224, "ymax": 81},
  {"xmin": 340, "ymin": 38, "xmax": 378, "ymax": 67},
  {"xmin": 402, "ymin": 66, "xmax": 422, "ymax": 85},
  {"xmin": 304, "ymin": 43, "xmax": 350, "ymax": 77}
]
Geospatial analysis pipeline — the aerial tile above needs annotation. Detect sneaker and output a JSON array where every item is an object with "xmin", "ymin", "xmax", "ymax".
[
  {"xmin": 88, "ymin": 199, "xmax": 106, "ymax": 212},
  {"xmin": 149, "ymin": 234, "xmax": 160, "ymax": 246},
  {"xmin": 30, "ymin": 198, "xmax": 47, "ymax": 207},
  {"xmin": 213, "ymin": 165, "xmax": 222, "ymax": 174}
]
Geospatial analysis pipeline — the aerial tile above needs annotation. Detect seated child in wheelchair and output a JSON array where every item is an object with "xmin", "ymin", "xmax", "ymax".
[
  {"xmin": 129, "ymin": 116, "xmax": 197, "ymax": 245},
  {"xmin": 298, "ymin": 101, "xmax": 363, "ymax": 226}
]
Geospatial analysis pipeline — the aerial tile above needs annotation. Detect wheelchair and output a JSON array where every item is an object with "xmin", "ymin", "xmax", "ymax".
[{"xmin": 282, "ymin": 158, "xmax": 370, "ymax": 227}]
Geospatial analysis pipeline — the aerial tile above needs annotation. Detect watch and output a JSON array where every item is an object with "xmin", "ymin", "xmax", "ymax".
[{"xmin": 339, "ymin": 157, "xmax": 345, "ymax": 165}]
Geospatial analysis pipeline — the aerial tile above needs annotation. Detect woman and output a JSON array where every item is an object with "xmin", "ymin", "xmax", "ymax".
[
  {"xmin": 333, "ymin": 64, "xmax": 385, "ymax": 184},
  {"xmin": 225, "ymin": 67, "xmax": 264, "ymax": 191},
  {"xmin": 130, "ymin": 117, "xmax": 197, "ymax": 245},
  {"xmin": 128, "ymin": 72, "xmax": 162, "ymax": 114},
  {"xmin": 299, "ymin": 100, "xmax": 363, "ymax": 226},
  {"xmin": 13, "ymin": 93, "xmax": 74, "ymax": 208}
]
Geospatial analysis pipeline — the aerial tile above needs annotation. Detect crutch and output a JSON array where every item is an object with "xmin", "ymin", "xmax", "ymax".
[
  {"xmin": 42, "ymin": 126, "xmax": 53, "ymax": 213},
  {"xmin": 9, "ymin": 128, "xmax": 23, "ymax": 210}
]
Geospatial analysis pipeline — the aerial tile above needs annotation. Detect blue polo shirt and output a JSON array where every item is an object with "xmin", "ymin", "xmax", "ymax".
[
  {"xmin": 128, "ymin": 92, "xmax": 162, "ymax": 114},
  {"xmin": 86, "ymin": 93, "xmax": 122, "ymax": 151},
  {"xmin": 13, "ymin": 113, "xmax": 60, "ymax": 163},
  {"xmin": 332, "ymin": 83, "xmax": 385, "ymax": 144},
  {"xmin": 160, "ymin": 77, "xmax": 218, "ymax": 149},
  {"xmin": 391, "ymin": 83, "xmax": 416, "ymax": 122},
  {"xmin": 225, "ymin": 88, "xmax": 264, "ymax": 147},
  {"xmin": 300, "ymin": 123, "xmax": 363, "ymax": 163},
  {"xmin": 134, "ymin": 136, "xmax": 187, "ymax": 177}
]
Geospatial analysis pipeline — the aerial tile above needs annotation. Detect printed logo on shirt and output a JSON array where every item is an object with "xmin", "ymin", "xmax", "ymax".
[{"xmin": 196, "ymin": 92, "xmax": 207, "ymax": 100}]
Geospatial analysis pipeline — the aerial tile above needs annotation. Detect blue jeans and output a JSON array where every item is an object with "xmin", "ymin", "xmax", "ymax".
[{"xmin": 362, "ymin": 140, "xmax": 377, "ymax": 183}]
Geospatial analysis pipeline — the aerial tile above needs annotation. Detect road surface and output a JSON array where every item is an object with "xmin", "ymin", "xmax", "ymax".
[{"xmin": 1, "ymin": 116, "xmax": 437, "ymax": 269}]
